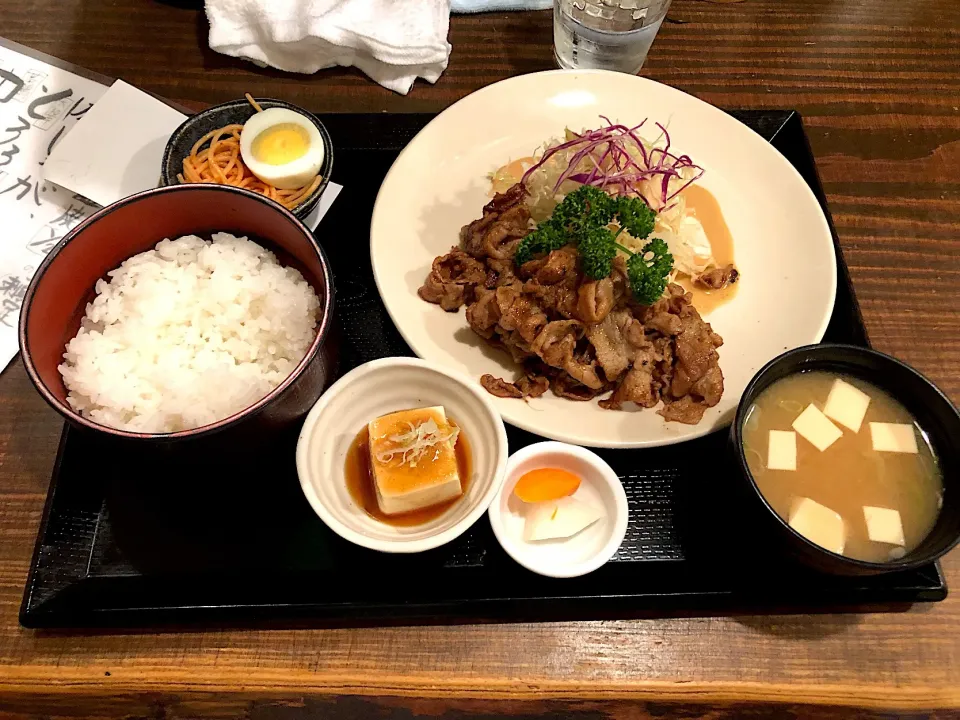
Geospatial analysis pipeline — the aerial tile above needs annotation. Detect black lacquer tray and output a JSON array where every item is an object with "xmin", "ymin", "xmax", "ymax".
[{"xmin": 19, "ymin": 110, "xmax": 945, "ymax": 629}]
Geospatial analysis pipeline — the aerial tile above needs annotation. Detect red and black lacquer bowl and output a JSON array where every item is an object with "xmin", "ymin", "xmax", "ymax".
[{"xmin": 18, "ymin": 184, "xmax": 338, "ymax": 445}]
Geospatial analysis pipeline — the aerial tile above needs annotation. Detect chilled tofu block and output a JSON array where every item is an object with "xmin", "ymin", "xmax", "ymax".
[
  {"xmin": 368, "ymin": 406, "xmax": 462, "ymax": 516},
  {"xmin": 789, "ymin": 497, "xmax": 845, "ymax": 554},
  {"xmin": 863, "ymin": 506, "xmax": 906, "ymax": 546},
  {"xmin": 869, "ymin": 422, "xmax": 919, "ymax": 454},
  {"xmin": 523, "ymin": 497, "xmax": 604, "ymax": 542},
  {"xmin": 767, "ymin": 430, "xmax": 797, "ymax": 471},
  {"xmin": 823, "ymin": 378, "xmax": 871, "ymax": 432},
  {"xmin": 792, "ymin": 404, "xmax": 843, "ymax": 452}
]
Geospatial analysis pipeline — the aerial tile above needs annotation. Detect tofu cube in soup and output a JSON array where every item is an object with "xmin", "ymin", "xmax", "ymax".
[
  {"xmin": 792, "ymin": 404, "xmax": 843, "ymax": 452},
  {"xmin": 789, "ymin": 497, "xmax": 845, "ymax": 555},
  {"xmin": 863, "ymin": 506, "xmax": 906, "ymax": 546},
  {"xmin": 870, "ymin": 422, "xmax": 919, "ymax": 454},
  {"xmin": 767, "ymin": 430, "xmax": 797, "ymax": 471},
  {"xmin": 823, "ymin": 378, "xmax": 871, "ymax": 432}
]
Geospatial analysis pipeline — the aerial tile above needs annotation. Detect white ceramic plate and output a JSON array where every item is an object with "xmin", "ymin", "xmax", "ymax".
[{"xmin": 370, "ymin": 70, "xmax": 837, "ymax": 448}]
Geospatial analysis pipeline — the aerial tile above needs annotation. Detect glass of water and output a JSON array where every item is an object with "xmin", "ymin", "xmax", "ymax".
[{"xmin": 554, "ymin": 0, "xmax": 672, "ymax": 74}]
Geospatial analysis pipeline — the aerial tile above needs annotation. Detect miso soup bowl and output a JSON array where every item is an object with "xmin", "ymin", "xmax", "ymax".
[
  {"xmin": 731, "ymin": 343, "xmax": 960, "ymax": 576},
  {"xmin": 19, "ymin": 184, "xmax": 338, "ymax": 446}
]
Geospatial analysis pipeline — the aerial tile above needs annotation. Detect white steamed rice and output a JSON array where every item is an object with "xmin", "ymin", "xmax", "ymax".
[{"xmin": 59, "ymin": 232, "xmax": 321, "ymax": 433}]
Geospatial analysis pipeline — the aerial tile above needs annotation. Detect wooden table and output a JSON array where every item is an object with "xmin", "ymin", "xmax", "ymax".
[{"xmin": 2, "ymin": 0, "xmax": 959, "ymax": 717}]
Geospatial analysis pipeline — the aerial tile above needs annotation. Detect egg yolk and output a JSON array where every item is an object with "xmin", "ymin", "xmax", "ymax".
[
  {"xmin": 250, "ymin": 123, "xmax": 310, "ymax": 166},
  {"xmin": 512, "ymin": 468, "xmax": 581, "ymax": 503}
]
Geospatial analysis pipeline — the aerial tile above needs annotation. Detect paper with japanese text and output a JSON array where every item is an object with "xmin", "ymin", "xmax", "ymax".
[
  {"xmin": 0, "ymin": 43, "xmax": 107, "ymax": 371},
  {"xmin": 0, "ymin": 42, "xmax": 342, "ymax": 376}
]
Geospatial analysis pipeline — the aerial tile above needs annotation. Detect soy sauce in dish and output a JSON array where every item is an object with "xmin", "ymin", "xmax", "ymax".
[
  {"xmin": 742, "ymin": 371, "xmax": 943, "ymax": 562},
  {"xmin": 344, "ymin": 422, "xmax": 472, "ymax": 527}
]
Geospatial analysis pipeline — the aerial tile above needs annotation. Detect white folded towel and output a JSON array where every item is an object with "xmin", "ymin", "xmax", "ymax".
[{"xmin": 206, "ymin": 0, "xmax": 452, "ymax": 95}]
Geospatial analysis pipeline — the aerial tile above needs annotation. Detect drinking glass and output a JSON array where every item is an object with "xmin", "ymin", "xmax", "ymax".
[{"xmin": 554, "ymin": 0, "xmax": 673, "ymax": 74}]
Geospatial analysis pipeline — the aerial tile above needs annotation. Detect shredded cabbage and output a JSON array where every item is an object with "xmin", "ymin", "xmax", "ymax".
[{"xmin": 506, "ymin": 118, "xmax": 717, "ymax": 279}]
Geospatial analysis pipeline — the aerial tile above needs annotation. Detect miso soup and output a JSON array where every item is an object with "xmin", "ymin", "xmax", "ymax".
[{"xmin": 742, "ymin": 371, "xmax": 943, "ymax": 562}]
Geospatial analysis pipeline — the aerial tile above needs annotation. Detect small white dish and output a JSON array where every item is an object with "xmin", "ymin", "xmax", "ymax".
[
  {"xmin": 296, "ymin": 357, "xmax": 508, "ymax": 553},
  {"xmin": 488, "ymin": 441, "xmax": 628, "ymax": 578}
]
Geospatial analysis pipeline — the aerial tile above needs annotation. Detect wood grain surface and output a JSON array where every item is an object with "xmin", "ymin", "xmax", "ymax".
[{"xmin": 1, "ymin": 0, "xmax": 960, "ymax": 717}]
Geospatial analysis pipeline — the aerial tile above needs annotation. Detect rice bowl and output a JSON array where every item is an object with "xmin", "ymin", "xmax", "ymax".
[
  {"xmin": 19, "ymin": 183, "xmax": 338, "ymax": 442},
  {"xmin": 59, "ymin": 233, "xmax": 321, "ymax": 433}
]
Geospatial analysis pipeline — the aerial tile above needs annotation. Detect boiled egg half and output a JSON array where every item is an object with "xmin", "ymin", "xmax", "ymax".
[{"xmin": 239, "ymin": 108, "xmax": 324, "ymax": 190}]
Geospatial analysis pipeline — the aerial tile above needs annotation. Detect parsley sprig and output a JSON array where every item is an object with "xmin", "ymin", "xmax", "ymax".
[{"xmin": 514, "ymin": 185, "xmax": 673, "ymax": 305}]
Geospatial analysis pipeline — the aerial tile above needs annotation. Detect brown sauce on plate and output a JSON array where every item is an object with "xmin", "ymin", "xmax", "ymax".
[
  {"xmin": 344, "ymin": 422, "xmax": 472, "ymax": 527},
  {"xmin": 675, "ymin": 185, "xmax": 738, "ymax": 314}
]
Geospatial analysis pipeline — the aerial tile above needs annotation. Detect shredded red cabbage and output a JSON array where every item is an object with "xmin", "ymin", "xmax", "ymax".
[{"xmin": 520, "ymin": 117, "xmax": 704, "ymax": 208}]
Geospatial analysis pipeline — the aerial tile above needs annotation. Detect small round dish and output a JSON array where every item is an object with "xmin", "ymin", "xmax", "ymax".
[
  {"xmin": 488, "ymin": 442, "xmax": 628, "ymax": 578},
  {"xmin": 296, "ymin": 357, "xmax": 509, "ymax": 553},
  {"xmin": 160, "ymin": 98, "xmax": 333, "ymax": 221},
  {"xmin": 731, "ymin": 343, "xmax": 960, "ymax": 575}
]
